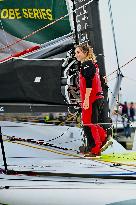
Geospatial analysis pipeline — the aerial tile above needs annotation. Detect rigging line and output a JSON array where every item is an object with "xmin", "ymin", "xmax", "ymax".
[
  {"xmin": 106, "ymin": 68, "xmax": 118, "ymax": 78},
  {"xmin": 119, "ymin": 56, "xmax": 136, "ymax": 70},
  {"xmin": 107, "ymin": 55, "xmax": 136, "ymax": 78},
  {"xmin": 108, "ymin": 0, "xmax": 120, "ymax": 73},
  {"xmin": 107, "ymin": 0, "xmax": 122, "ymax": 125},
  {"xmin": 4, "ymin": 127, "xmax": 81, "ymax": 152},
  {"xmin": 46, "ymin": 111, "xmax": 78, "ymax": 143},
  {"xmin": 0, "ymin": 0, "xmax": 94, "ymax": 52}
]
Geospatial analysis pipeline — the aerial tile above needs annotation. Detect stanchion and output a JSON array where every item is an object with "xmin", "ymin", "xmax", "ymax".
[{"xmin": 0, "ymin": 126, "xmax": 7, "ymax": 173}]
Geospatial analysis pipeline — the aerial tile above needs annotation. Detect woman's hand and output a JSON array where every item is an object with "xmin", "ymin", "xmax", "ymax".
[
  {"xmin": 103, "ymin": 76, "xmax": 108, "ymax": 84},
  {"xmin": 83, "ymin": 88, "xmax": 91, "ymax": 109},
  {"xmin": 83, "ymin": 98, "xmax": 89, "ymax": 110}
]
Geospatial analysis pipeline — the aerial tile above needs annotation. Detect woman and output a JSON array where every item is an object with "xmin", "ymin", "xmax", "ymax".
[{"xmin": 75, "ymin": 43, "xmax": 107, "ymax": 156}]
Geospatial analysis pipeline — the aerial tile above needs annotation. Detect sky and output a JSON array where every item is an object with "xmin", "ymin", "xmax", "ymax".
[{"xmin": 99, "ymin": 0, "xmax": 136, "ymax": 103}]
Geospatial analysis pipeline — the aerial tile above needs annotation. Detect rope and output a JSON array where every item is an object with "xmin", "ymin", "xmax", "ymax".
[
  {"xmin": 4, "ymin": 135, "xmax": 136, "ymax": 168},
  {"xmin": 106, "ymin": 1, "xmax": 136, "ymax": 79},
  {"xmin": 107, "ymin": 56, "xmax": 136, "ymax": 78},
  {"xmin": 5, "ymin": 134, "xmax": 80, "ymax": 153},
  {"xmin": 46, "ymin": 111, "xmax": 79, "ymax": 143},
  {"xmin": 2, "ymin": 111, "xmax": 82, "ymax": 153},
  {"xmin": 108, "ymin": 0, "xmax": 123, "ymax": 127}
]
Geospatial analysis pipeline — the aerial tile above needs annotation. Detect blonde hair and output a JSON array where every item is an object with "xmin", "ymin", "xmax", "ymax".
[{"xmin": 75, "ymin": 43, "xmax": 97, "ymax": 63}]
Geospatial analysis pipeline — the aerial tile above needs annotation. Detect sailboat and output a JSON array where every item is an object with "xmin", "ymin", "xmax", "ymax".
[{"xmin": 0, "ymin": 0, "xmax": 136, "ymax": 204}]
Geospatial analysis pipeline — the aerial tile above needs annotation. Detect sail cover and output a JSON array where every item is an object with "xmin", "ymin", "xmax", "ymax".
[
  {"xmin": 0, "ymin": 59, "xmax": 67, "ymax": 105},
  {"xmin": 0, "ymin": 0, "xmax": 71, "ymax": 59}
]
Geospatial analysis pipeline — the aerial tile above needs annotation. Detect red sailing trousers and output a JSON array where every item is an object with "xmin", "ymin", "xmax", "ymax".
[{"xmin": 82, "ymin": 99, "xmax": 107, "ymax": 155}]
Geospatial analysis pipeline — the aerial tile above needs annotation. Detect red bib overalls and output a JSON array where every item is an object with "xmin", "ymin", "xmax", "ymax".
[{"xmin": 80, "ymin": 63, "xmax": 106, "ymax": 155}]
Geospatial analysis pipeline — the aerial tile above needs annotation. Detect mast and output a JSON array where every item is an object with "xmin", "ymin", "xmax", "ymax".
[{"xmin": 73, "ymin": 0, "xmax": 106, "ymax": 76}]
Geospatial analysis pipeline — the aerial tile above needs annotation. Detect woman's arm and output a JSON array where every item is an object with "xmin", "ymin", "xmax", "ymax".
[
  {"xmin": 83, "ymin": 88, "xmax": 92, "ymax": 109},
  {"xmin": 81, "ymin": 61, "xmax": 95, "ymax": 109}
]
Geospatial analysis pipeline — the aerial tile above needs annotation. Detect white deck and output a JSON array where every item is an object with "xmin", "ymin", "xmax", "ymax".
[{"xmin": 0, "ymin": 121, "xmax": 136, "ymax": 205}]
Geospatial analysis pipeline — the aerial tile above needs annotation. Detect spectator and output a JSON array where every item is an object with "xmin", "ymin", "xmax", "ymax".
[
  {"xmin": 123, "ymin": 116, "xmax": 131, "ymax": 138},
  {"xmin": 121, "ymin": 101, "xmax": 128, "ymax": 117},
  {"xmin": 130, "ymin": 102, "xmax": 135, "ymax": 122}
]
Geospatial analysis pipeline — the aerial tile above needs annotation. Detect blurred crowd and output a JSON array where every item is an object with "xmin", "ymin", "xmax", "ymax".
[{"xmin": 119, "ymin": 101, "xmax": 135, "ymax": 138}]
